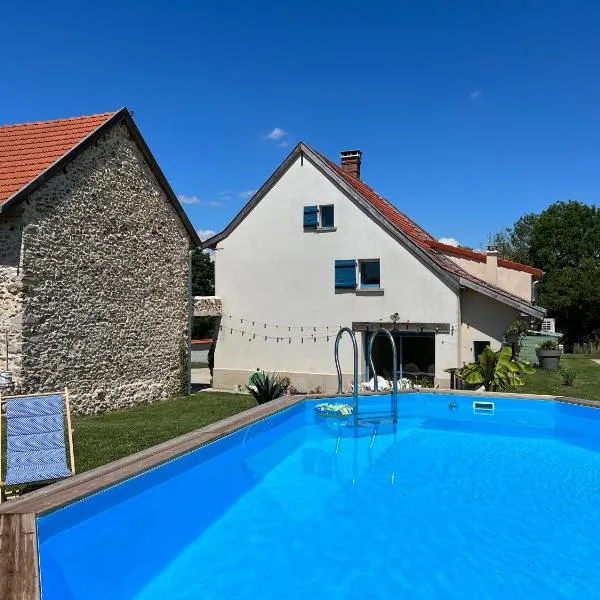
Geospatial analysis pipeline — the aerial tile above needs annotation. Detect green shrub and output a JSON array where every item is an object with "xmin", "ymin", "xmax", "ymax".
[
  {"xmin": 455, "ymin": 345, "xmax": 534, "ymax": 391},
  {"xmin": 538, "ymin": 339, "xmax": 559, "ymax": 350},
  {"xmin": 413, "ymin": 376, "xmax": 434, "ymax": 388},
  {"xmin": 245, "ymin": 371, "xmax": 288, "ymax": 404},
  {"xmin": 560, "ymin": 367, "xmax": 577, "ymax": 386}
]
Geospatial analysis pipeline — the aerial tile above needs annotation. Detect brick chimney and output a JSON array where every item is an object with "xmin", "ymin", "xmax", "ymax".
[
  {"xmin": 485, "ymin": 245, "xmax": 499, "ymax": 285},
  {"xmin": 340, "ymin": 150, "xmax": 362, "ymax": 180}
]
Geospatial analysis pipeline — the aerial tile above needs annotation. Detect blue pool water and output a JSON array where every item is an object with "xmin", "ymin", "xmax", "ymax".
[{"xmin": 39, "ymin": 393, "xmax": 600, "ymax": 599}]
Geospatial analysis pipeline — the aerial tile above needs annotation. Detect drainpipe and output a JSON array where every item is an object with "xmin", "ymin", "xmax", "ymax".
[{"xmin": 531, "ymin": 279, "xmax": 540, "ymax": 304}]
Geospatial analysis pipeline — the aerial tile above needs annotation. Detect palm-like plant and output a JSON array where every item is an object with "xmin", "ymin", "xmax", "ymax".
[
  {"xmin": 245, "ymin": 371, "xmax": 288, "ymax": 404},
  {"xmin": 455, "ymin": 345, "xmax": 534, "ymax": 391}
]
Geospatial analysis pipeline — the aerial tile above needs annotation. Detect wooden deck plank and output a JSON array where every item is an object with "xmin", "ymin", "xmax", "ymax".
[
  {"xmin": 0, "ymin": 394, "xmax": 305, "ymax": 516},
  {"xmin": 0, "ymin": 513, "xmax": 40, "ymax": 600}
]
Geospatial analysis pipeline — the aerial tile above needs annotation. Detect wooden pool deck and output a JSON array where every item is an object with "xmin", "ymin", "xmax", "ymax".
[{"xmin": 0, "ymin": 389, "xmax": 598, "ymax": 599}]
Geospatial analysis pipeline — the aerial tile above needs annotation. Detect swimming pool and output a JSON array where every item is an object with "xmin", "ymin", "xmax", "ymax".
[{"xmin": 38, "ymin": 392, "xmax": 600, "ymax": 599}]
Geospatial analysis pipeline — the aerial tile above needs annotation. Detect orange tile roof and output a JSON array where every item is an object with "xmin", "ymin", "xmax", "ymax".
[
  {"xmin": 319, "ymin": 150, "xmax": 541, "ymax": 278},
  {"xmin": 0, "ymin": 112, "xmax": 117, "ymax": 206},
  {"xmin": 429, "ymin": 241, "xmax": 544, "ymax": 277}
]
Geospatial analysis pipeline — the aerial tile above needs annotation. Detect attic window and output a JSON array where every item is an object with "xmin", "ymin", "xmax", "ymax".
[{"xmin": 320, "ymin": 205, "xmax": 334, "ymax": 228}]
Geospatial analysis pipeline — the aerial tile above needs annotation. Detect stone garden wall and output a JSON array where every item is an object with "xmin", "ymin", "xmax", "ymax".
[{"xmin": 14, "ymin": 121, "xmax": 192, "ymax": 414}]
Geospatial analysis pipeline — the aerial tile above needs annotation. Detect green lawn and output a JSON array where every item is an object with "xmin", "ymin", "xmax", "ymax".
[
  {"xmin": 191, "ymin": 361, "xmax": 209, "ymax": 369},
  {"xmin": 72, "ymin": 391, "xmax": 256, "ymax": 473},
  {"xmin": 510, "ymin": 354, "xmax": 600, "ymax": 402}
]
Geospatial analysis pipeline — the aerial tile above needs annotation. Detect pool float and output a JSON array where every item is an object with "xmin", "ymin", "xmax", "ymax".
[{"xmin": 314, "ymin": 402, "xmax": 353, "ymax": 417}]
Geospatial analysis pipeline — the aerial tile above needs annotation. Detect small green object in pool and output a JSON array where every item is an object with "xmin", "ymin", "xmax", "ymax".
[{"xmin": 314, "ymin": 403, "xmax": 353, "ymax": 417}]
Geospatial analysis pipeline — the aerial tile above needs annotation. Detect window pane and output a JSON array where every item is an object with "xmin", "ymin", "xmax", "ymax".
[
  {"xmin": 361, "ymin": 261, "xmax": 380, "ymax": 287},
  {"xmin": 320, "ymin": 205, "xmax": 334, "ymax": 228}
]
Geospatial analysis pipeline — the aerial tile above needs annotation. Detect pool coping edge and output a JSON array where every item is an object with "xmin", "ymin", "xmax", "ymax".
[{"xmin": 1, "ymin": 388, "xmax": 600, "ymax": 600}]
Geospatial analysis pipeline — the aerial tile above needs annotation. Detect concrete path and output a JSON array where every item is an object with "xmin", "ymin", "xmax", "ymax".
[
  {"xmin": 191, "ymin": 368, "xmax": 211, "ymax": 385},
  {"xmin": 593, "ymin": 359, "xmax": 600, "ymax": 366}
]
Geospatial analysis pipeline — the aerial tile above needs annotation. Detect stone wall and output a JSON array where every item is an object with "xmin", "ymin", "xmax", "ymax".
[
  {"xmin": 193, "ymin": 296, "xmax": 222, "ymax": 316},
  {"xmin": 0, "ymin": 216, "xmax": 23, "ymax": 377},
  {"xmin": 14, "ymin": 121, "xmax": 192, "ymax": 414}
]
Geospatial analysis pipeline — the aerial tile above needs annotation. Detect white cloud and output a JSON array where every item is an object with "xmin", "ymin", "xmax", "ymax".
[
  {"xmin": 178, "ymin": 194, "xmax": 200, "ymax": 205},
  {"xmin": 178, "ymin": 194, "xmax": 224, "ymax": 208},
  {"xmin": 438, "ymin": 237, "xmax": 460, "ymax": 247},
  {"xmin": 277, "ymin": 141, "xmax": 289, "ymax": 148},
  {"xmin": 266, "ymin": 127, "xmax": 286, "ymax": 141},
  {"xmin": 197, "ymin": 229, "xmax": 216, "ymax": 241},
  {"xmin": 239, "ymin": 189, "xmax": 256, "ymax": 199},
  {"xmin": 469, "ymin": 90, "xmax": 482, "ymax": 100}
]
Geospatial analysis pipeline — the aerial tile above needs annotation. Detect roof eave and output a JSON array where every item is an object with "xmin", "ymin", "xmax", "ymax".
[
  {"xmin": 203, "ymin": 144, "xmax": 460, "ymax": 291},
  {"xmin": 121, "ymin": 113, "xmax": 201, "ymax": 247},
  {"xmin": 0, "ymin": 108, "xmax": 129, "ymax": 215},
  {"xmin": 460, "ymin": 277, "xmax": 546, "ymax": 319},
  {"xmin": 202, "ymin": 143, "xmax": 306, "ymax": 249},
  {"xmin": 0, "ymin": 108, "xmax": 201, "ymax": 248}
]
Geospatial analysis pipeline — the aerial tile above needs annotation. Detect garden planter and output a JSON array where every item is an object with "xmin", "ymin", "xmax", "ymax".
[{"xmin": 536, "ymin": 348, "xmax": 561, "ymax": 370}]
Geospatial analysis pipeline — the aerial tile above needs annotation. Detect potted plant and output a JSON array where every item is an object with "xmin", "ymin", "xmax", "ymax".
[{"xmin": 536, "ymin": 339, "xmax": 562, "ymax": 370}]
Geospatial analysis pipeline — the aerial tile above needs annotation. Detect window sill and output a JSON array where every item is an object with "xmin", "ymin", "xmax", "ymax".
[
  {"xmin": 315, "ymin": 226, "xmax": 337, "ymax": 233},
  {"xmin": 356, "ymin": 288, "xmax": 384, "ymax": 296}
]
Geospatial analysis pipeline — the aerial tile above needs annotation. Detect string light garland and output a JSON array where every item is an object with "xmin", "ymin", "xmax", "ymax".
[
  {"xmin": 222, "ymin": 314, "xmax": 341, "ymax": 332},
  {"xmin": 217, "ymin": 314, "xmax": 456, "ymax": 344}
]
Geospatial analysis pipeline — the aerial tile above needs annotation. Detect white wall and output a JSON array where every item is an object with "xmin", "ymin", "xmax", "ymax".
[
  {"xmin": 446, "ymin": 254, "xmax": 533, "ymax": 301},
  {"xmin": 214, "ymin": 154, "xmax": 460, "ymax": 391},
  {"xmin": 460, "ymin": 289, "xmax": 520, "ymax": 365}
]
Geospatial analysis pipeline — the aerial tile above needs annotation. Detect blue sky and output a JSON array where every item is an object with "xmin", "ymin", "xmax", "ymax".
[{"xmin": 2, "ymin": 1, "xmax": 599, "ymax": 247}]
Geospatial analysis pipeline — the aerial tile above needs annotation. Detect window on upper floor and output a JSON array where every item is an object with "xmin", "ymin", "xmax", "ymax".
[
  {"xmin": 303, "ymin": 205, "xmax": 335, "ymax": 230},
  {"xmin": 359, "ymin": 259, "xmax": 380, "ymax": 289},
  {"xmin": 320, "ymin": 205, "xmax": 334, "ymax": 228},
  {"xmin": 334, "ymin": 258, "xmax": 382, "ymax": 291}
]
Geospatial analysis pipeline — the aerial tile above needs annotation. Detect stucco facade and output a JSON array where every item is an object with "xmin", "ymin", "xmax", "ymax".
[
  {"xmin": 0, "ymin": 116, "xmax": 197, "ymax": 413},
  {"xmin": 445, "ymin": 253, "xmax": 534, "ymax": 301},
  {"xmin": 211, "ymin": 150, "xmax": 530, "ymax": 392}
]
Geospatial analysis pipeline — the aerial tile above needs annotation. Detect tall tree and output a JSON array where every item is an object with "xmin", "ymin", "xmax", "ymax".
[
  {"xmin": 490, "ymin": 200, "xmax": 600, "ymax": 347},
  {"xmin": 191, "ymin": 250, "xmax": 215, "ymax": 340},
  {"xmin": 192, "ymin": 250, "xmax": 214, "ymax": 296},
  {"xmin": 490, "ymin": 213, "xmax": 538, "ymax": 264},
  {"xmin": 537, "ymin": 258, "xmax": 600, "ymax": 345},
  {"xmin": 529, "ymin": 201, "xmax": 600, "ymax": 272}
]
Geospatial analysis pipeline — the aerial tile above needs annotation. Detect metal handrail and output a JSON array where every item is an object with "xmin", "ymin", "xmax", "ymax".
[
  {"xmin": 334, "ymin": 327, "xmax": 359, "ymax": 425},
  {"xmin": 367, "ymin": 328, "xmax": 398, "ymax": 422}
]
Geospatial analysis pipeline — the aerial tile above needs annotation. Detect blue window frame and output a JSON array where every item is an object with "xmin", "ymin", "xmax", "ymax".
[
  {"xmin": 320, "ymin": 205, "xmax": 334, "ymax": 228},
  {"xmin": 360, "ymin": 260, "xmax": 380, "ymax": 288},
  {"xmin": 303, "ymin": 206, "xmax": 318, "ymax": 228},
  {"xmin": 335, "ymin": 259, "xmax": 357, "ymax": 289}
]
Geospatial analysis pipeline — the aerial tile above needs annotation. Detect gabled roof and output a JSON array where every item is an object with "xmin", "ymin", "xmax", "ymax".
[
  {"xmin": 0, "ymin": 112, "xmax": 117, "ymax": 206},
  {"xmin": 0, "ymin": 108, "xmax": 200, "ymax": 246},
  {"xmin": 205, "ymin": 142, "xmax": 545, "ymax": 319}
]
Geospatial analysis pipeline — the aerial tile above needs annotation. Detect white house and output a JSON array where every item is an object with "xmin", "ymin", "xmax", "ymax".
[{"xmin": 204, "ymin": 145, "xmax": 544, "ymax": 392}]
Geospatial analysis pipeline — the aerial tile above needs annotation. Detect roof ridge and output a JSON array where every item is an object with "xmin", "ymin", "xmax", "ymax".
[
  {"xmin": 309, "ymin": 146, "xmax": 435, "ymax": 244},
  {"xmin": 0, "ymin": 111, "xmax": 119, "ymax": 131}
]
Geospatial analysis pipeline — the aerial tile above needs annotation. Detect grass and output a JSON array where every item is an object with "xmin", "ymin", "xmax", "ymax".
[
  {"xmin": 1, "ymin": 392, "xmax": 257, "ymax": 478},
  {"xmin": 191, "ymin": 361, "xmax": 209, "ymax": 369},
  {"xmin": 72, "ymin": 391, "xmax": 256, "ymax": 473},
  {"xmin": 510, "ymin": 353, "xmax": 600, "ymax": 402}
]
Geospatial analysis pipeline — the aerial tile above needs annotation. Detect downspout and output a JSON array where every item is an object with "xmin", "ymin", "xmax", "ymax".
[{"xmin": 531, "ymin": 279, "xmax": 540, "ymax": 305}]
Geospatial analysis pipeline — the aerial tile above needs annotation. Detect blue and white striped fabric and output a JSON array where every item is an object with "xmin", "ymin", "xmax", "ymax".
[{"xmin": 5, "ymin": 394, "xmax": 72, "ymax": 486}]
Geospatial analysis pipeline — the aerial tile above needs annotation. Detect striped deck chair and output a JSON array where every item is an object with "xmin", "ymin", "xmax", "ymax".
[{"xmin": 0, "ymin": 389, "xmax": 75, "ymax": 502}]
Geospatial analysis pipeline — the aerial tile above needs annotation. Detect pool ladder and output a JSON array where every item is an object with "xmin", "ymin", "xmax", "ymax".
[{"xmin": 334, "ymin": 327, "xmax": 399, "ymax": 426}]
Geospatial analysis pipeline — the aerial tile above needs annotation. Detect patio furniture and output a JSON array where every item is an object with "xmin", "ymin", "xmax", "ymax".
[{"xmin": 0, "ymin": 389, "xmax": 75, "ymax": 502}]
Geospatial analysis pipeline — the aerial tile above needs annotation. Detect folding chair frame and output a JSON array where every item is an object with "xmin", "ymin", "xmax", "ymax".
[{"xmin": 0, "ymin": 387, "xmax": 75, "ymax": 502}]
